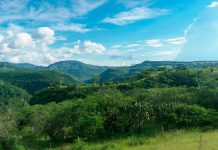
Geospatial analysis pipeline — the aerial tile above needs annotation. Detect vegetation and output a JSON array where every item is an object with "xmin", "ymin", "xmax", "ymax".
[
  {"xmin": 97, "ymin": 61, "xmax": 218, "ymax": 83},
  {"xmin": 0, "ymin": 69, "xmax": 80, "ymax": 94},
  {"xmin": 48, "ymin": 60, "xmax": 110, "ymax": 81},
  {"xmin": 2, "ymin": 62, "xmax": 218, "ymax": 149},
  {"xmin": 19, "ymin": 130, "xmax": 218, "ymax": 150}
]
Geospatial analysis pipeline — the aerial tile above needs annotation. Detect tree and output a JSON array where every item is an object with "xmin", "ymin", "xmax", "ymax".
[{"xmin": 92, "ymin": 75, "xmax": 100, "ymax": 84}]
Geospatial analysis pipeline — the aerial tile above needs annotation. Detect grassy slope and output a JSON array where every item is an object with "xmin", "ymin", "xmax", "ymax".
[{"xmin": 22, "ymin": 130, "xmax": 218, "ymax": 150}]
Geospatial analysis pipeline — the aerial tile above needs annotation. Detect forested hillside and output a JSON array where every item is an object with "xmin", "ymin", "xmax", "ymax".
[
  {"xmin": 1, "ymin": 65, "xmax": 218, "ymax": 149},
  {"xmin": 2, "ymin": 61, "xmax": 218, "ymax": 84},
  {"xmin": 0, "ymin": 80, "xmax": 30, "ymax": 104},
  {"xmin": 98, "ymin": 61, "xmax": 218, "ymax": 83},
  {"xmin": 48, "ymin": 60, "xmax": 110, "ymax": 81},
  {"xmin": 0, "ymin": 68, "xmax": 80, "ymax": 94}
]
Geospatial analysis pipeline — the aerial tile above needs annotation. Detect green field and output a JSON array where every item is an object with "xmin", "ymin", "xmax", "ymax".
[{"xmin": 21, "ymin": 130, "xmax": 218, "ymax": 150}]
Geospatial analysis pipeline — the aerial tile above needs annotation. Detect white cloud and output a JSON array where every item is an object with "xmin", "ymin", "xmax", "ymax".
[
  {"xmin": 102, "ymin": 7, "xmax": 168, "ymax": 25},
  {"xmin": 167, "ymin": 37, "xmax": 186, "ymax": 45},
  {"xmin": 126, "ymin": 44, "xmax": 141, "ymax": 48},
  {"xmin": 8, "ymin": 32, "xmax": 35, "ymax": 49},
  {"xmin": 80, "ymin": 40, "xmax": 106, "ymax": 54},
  {"xmin": 52, "ymin": 23, "xmax": 91, "ymax": 33},
  {"xmin": 0, "ymin": 34, "xmax": 4, "ymax": 43},
  {"xmin": 146, "ymin": 39, "xmax": 163, "ymax": 47},
  {"xmin": 207, "ymin": 2, "xmax": 218, "ymax": 8},
  {"xmin": 0, "ymin": 25, "xmax": 107, "ymax": 65},
  {"xmin": 34, "ymin": 27, "xmax": 55, "ymax": 45}
]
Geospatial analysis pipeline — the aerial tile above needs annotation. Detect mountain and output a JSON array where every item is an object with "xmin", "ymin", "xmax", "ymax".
[
  {"xmin": 12, "ymin": 63, "xmax": 44, "ymax": 69},
  {"xmin": 48, "ymin": 60, "xmax": 111, "ymax": 81},
  {"xmin": 2, "ymin": 60, "xmax": 218, "ymax": 85},
  {"xmin": 98, "ymin": 61, "xmax": 218, "ymax": 83},
  {"xmin": 0, "ymin": 68, "xmax": 80, "ymax": 94},
  {"xmin": 0, "ymin": 62, "xmax": 44, "ymax": 69}
]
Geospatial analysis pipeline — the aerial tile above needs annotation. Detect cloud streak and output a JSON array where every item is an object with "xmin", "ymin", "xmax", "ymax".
[
  {"xmin": 0, "ymin": 0, "xmax": 107, "ymax": 24},
  {"xmin": 117, "ymin": 0, "xmax": 153, "ymax": 8},
  {"xmin": 102, "ymin": 7, "xmax": 168, "ymax": 25},
  {"xmin": 52, "ymin": 23, "xmax": 92, "ymax": 33}
]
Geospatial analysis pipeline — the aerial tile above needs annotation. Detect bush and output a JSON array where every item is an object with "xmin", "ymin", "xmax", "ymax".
[
  {"xmin": 154, "ymin": 103, "xmax": 215, "ymax": 129},
  {"xmin": 45, "ymin": 100, "xmax": 104, "ymax": 142}
]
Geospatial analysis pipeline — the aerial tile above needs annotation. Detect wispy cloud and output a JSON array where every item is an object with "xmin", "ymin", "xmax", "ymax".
[
  {"xmin": 0, "ymin": 0, "xmax": 107, "ymax": 24},
  {"xmin": 52, "ymin": 23, "xmax": 92, "ymax": 33},
  {"xmin": 207, "ymin": 2, "xmax": 218, "ymax": 8},
  {"xmin": 112, "ymin": 36, "xmax": 185, "ymax": 50},
  {"xmin": 111, "ymin": 45, "xmax": 124, "ymax": 49},
  {"xmin": 126, "ymin": 44, "xmax": 141, "ymax": 48},
  {"xmin": 102, "ymin": 7, "xmax": 168, "ymax": 25},
  {"xmin": 177, "ymin": 4, "xmax": 218, "ymax": 61},
  {"xmin": 152, "ymin": 50, "xmax": 178, "ymax": 57},
  {"xmin": 72, "ymin": 0, "xmax": 108, "ymax": 16},
  {"xmin": 167, "ymin": 37, "xmax": 186, "ymax": 45},
  {"xmin": 146, "ymin": 39, "xmax": 163, "ymax": 48},
  {"xmin": 0, "ymin": 0, "xmax": 70, "ymax": 23},
  {"xmin": 117, "ymin": 0, "xmax": 153, "ymax": 8}
]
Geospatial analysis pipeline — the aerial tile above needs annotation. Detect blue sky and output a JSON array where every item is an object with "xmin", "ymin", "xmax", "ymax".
[{"xmin": 0, "ymin": 0, "xmax": 217, "ymax": 66}]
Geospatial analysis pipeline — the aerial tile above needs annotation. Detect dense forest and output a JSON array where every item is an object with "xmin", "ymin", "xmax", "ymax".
[{"xmin": 1, "ymin": 61, "xmax": 218, "ymax": 149}]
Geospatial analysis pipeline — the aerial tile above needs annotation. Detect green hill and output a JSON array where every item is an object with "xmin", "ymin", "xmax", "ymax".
[
  {"xmin": 2, "ymin": 60, "xmax": 218, "ymax": 86},
  {"xmin": 0, "ymin": 80, "xmax": 30, "ymax": 104},
  {"xmin": 48, "ymin": 60, "xmax": 111, "ymax": 81},
  {"xmin": 0, "ymin": 69, "xmax": 80, "ymax": 94},
  {"xmin": 98, "ymin": 61, "xmax": 218, "ymax": 83},
  {"xmin": 0, "ymin": 62, "xmax": 44, "ymax": 70}
]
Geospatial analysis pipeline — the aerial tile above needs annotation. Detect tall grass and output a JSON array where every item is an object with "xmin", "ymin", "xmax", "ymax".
[{"xmin": 20, "ymin": 130, "xmax": 218, "ymax": 150}]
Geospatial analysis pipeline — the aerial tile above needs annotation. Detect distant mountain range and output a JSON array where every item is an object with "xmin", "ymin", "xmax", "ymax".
[
  {"xmin": 98, "ymin": 61, "xmax": 218, "ymax": 83},
  {"xmin": 0, "ymin": 61, "xmax": 110, "ymax": 81},
  {"xmin": 1, "ymin": 60, "xmax": 218, "ymax": 89},
  {"xmin": 0, "ymin": 62, "xmax": 80, "ymax": 94}
]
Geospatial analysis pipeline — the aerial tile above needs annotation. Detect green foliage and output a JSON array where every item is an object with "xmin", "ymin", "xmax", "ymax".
[
  {"xmin": 0, "ymin": 69, "xmax": 80, "ymax": 94},
  {"xmin": 98, "ymin": 61, "xmax": 218, "ymax": 83},
  {"xmin": 0, "ymin": 80, "xmax": 30, "ymax": 105},
  {"xmin": 30, "ymin": 85, "xmax": 100, "ymax": 104},
  {"xmin": 3, "ymin": 65, "xmax": 218, "ymax": 149},
  {"xmin": 156, "ymin": 69, "xmax": 200, "ymax": 87},
  {"xmin": 195, "ymin": 88, "xmax": 218, "ymax": 110},
  {"xmin": 88, "ymin": 89, "xmax": 134, "ymax": 133},
  {"xmin": 0, "ymin": 100, "xmax": 28, "ymax": 150},
  {"xmin": 44, "ymin": 100, "xmax": 104, "ymax": 142},
  {"xmin": 154, "ymin": 103, "xmax": 215, "ymax": 129}
]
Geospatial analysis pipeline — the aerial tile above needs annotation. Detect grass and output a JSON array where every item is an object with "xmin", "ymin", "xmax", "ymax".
[{"xmin": 21, "ymin": 130, "xmax": 218, "ymax": 150}]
